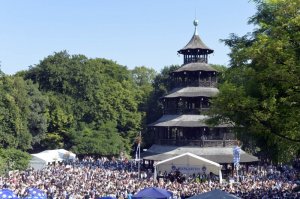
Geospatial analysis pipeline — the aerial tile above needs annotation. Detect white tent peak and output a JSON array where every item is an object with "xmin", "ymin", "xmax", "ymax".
[{"xmin": 154, "ymin": 152, "xmax": 221, "ymax": 168}]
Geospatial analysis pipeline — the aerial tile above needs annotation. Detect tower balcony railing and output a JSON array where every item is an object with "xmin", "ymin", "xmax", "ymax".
[
  {"xmin": 176, "ymin": 81, "xmax": 217, "ymax": 88},
  {"xmin": 163, "ymin": 107, "xmax": 209, "ymax": 115},
  {"xmin": 158, "ymin": 139, "xmax": 236, "ymax": 147},
  {"xmin": 199, "ymin": 81, "xmax": 217, "ymax": 87},
  {"xmin": 184, "ymin": 57, "xmax": 207, "ymax": 64}
]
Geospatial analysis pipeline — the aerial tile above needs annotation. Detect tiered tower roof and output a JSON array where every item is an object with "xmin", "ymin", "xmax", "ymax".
[{"xmin": 177, "ymin": 20, "xmax": 214, "ymax": 55}]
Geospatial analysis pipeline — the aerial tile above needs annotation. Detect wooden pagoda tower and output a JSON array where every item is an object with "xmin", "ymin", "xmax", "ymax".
[{"xmin": 144, "ymin": 20, "xmax": 258, "ymax": 165}]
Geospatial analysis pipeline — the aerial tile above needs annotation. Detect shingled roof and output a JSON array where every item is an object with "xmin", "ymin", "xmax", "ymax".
[
  {"xmin": 142, "ymin": 144, "xmax": 258, "ymax": 163},
  {"xmin": 148, "ymin": 114, "xmax": 230, "ymax": 128},
  {"xmin": 173, "ymin": 62, "xmax": 217, "ymax": 73},
  {"xmin": 178, "ymin": 20, "xmax": 213, "ymax": 54},
  {"xmin": 164, "ymin": 87, "xmax": 219, "ymax": 98},
  {"xmin": 178, "ymin": 34, "xmax": 214, "ymax": 54}
]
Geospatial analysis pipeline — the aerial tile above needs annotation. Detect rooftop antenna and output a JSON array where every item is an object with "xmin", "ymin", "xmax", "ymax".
[{"xmin": 194, "ymin": 8, "xmax": 198, "ymax": 35}]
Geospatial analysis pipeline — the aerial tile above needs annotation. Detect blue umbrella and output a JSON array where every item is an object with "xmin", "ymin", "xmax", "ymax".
[
  {"xmin": 99, "ymin": 197, "xmax": 117, "ymax": 199},
  {"xmin": 0, "ymin": 189, "xmax": 19, "ymax": 199},
  {"xmin": 132, "ymin": 187, "xmax": 173, "ymax": 199},
  {"xmin": 25, "ymin": 188, "xmax": 46, "ymax": 199},
  {"xmin": 23, "ymin": 196, "xmax": 45, "ymax": 199}
]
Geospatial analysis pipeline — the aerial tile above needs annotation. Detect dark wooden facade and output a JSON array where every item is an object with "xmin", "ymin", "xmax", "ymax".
[
  {"xmin": 162, "ymin": 97, "xmax": 210, "ymax": 115},
  {"xmin": 154, "ymin": 127, "xmax": 236, "ymax": 147},
  {"xmin": 150, "ymin": 20, "xmax": 235, "ymax": 147},
  {"xmin": 172, "ymin": 70, "xmax": 218, "ymax": 87}
]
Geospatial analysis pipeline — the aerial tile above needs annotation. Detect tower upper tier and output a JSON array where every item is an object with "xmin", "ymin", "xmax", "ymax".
[{"xmin": 178, "ymin": 20, "xmax": 213, "ymax": 64}]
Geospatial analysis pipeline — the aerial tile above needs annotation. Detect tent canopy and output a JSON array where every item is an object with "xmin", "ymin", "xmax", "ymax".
[
  {"xmin": 29, "ymin": 149, "xmax": 76, "ymax": 170},
  {"xmin": 154, "ymin": 152, "xmax": 221, "ymax": 176},
  {"xmin": 132, "ymin": 187, "xmax": 173, "ymax": 199},
  {"xmin": 187, "ymin": 189, "xmax": 240, "ymax": 199}
]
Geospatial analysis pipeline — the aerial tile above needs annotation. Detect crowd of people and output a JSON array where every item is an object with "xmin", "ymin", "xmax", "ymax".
[{"xmin": 0, "ymin": 156, "xmax": 299, "ymax": 199}]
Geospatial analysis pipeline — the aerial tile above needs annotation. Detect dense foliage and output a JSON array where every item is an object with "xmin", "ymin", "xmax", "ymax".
[
  {"xmin": 0, "ymin": 52, "xmax": 160, "ymax": 173},
  {"xmin": 209, "ymin": 0, "xmax": 300, "ymax": 162},
  {"xmin": 0, "ymin": 76, "xmax": 48, "ymax": 150},
  {"xmin": 0, "ymin": 148, "xmax": 31, "ymax": 174},
  {"xmin": 22, "ymin": 51, "xmax": 149, "ymax": 154}
]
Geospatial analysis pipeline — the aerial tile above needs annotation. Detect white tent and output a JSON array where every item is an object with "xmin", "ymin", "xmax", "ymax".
[
  {"xmin": 29, "ymin": 149, "xmax": 76, "ymax": 170},
  {"xmin": 187, "ymin": 189, "xmax": 240, "ymax": 199},
  {"xmin": 154, "ymin": 152, "xmax": 222, "ymax": 183}
]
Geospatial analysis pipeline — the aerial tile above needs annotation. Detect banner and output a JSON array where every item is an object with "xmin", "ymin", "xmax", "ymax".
[
  {"xmin": 170, "ymin": 165, "xmax": 204, "ymax": 174},
  {"xmin": 135, "ymin": 143, "xmax": 140, "ymax": 161},
  {"xmin": 233, "ymin": 146, "xmax": 241, "ymax": 168}
]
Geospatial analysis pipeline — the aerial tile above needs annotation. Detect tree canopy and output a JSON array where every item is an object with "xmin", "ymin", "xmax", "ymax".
[
  {"xmin": 0, "ymin": 76, "xmax": 48, "ymax": 150},
  {"xmin": 1, "ymin": 51, "xmax": 158, "ymax": 172},
  {"xmin": 209, "ymin": 0, "xmax": 300, "ymax": 162},
  {"xmin": 22, "ymin": 51, "xmax": 145, "ymax": 155}
]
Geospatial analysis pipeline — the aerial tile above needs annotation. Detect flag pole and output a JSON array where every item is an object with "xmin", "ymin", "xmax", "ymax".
[{"xmin": 138, "ymin": 131, "xmax": 141, "ymax": 179}]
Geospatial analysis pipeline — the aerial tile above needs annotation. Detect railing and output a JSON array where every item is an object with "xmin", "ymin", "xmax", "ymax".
[
  {"xmin": 158, "ymin": 139, "xmax": 236, "ymax": 147},
  {"xmin": 199, "ymin": 81, "xmax": 217, "ymax": 87},
  {"xmin": 163, "ymin": 108, "xmax": 198, "ymax": 115},
  {"xmin": 163, "ymin": 108, "xmax": 209, "ymax": 115},
  {"xmin": 184, "ymin": 57, "xmax": 207, "ymax": 64},
  {"xmin": 224, "ymin": 140, "xmax": 237, "ymax": 146},
  {"xmin": 176, "ymin": 81, "xmax": 217, "ymax": 88}
]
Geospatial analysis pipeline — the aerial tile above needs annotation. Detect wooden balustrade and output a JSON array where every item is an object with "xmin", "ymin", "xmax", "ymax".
[
  {"xmin": 158, "ymin": 139, "xmax": 236, "ymax": 147},
  {"xmin": 176, "ymin": 81, "xmax": 217, "ymax": 88}
]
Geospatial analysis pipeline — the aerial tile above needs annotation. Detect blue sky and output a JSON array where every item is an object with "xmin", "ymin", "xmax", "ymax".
[{"xmin": 0, "ymin": 0, "xmax": 257, "ymax": 75}]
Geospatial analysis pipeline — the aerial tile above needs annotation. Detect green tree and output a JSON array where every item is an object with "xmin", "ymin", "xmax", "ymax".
[
  {"xmin": 210, "ymin": 64, "xmax": 227, "ymax": 84},
  {"xmin": 24, "ymin": 51, "xmax": 142, "ymax": 154},
  {"xmin": 210, "ymin": 0, "xmax": 300, "ymax": 162},
  {"xmin": 39, "ymin": 93, "xmax": 74, "ymax": 150},
  {"xmin": 144, "ymin": 65, "xmax": 180, "ymax": 147},
  {"xmin": 130, "ymin": 66, "xmax": 157, "ymax": 135},
  {"xmin": 131, "ymin": 66, "xmax": 157, "ymax": 87},
  {"xmin": 0, "ymin": 64, "xmax": 4, "ymax": 77},
  {"xmin": 0, "ymin": 76, "xmax": 32, "ymax": 150},
  {"xmin": 0, "ymin": 148, "xmax": 31, "ymax": 173},
  {"xmin": 27, "ymin": 81, "xmax": 49, "ymax": 147},
  {"xmin": 70, "ymin": 121, "xmax": 125, "ymax": 155},
  {"xmin": 0, "ymin": 156, "xmax": 5, "ymax": 174}
]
